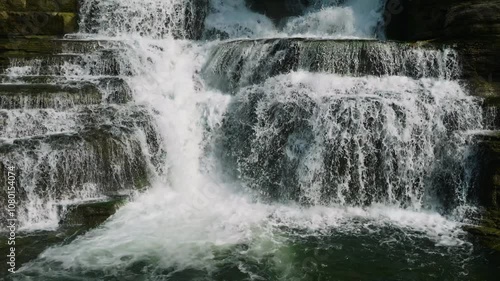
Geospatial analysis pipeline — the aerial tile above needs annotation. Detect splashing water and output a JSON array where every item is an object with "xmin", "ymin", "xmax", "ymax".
[
  {"xmin": 205, "ymin": 0, "xmax": 386, "ymax": 39},
  {"xmin": 6, "ymin": 0, "xmax": 498, "ymax": 280}
]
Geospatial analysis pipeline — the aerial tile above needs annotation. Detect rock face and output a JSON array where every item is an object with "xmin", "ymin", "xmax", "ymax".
[
  {"xmin": 384, "ymin": 0, "xmax": 500, "ymax": 250},
  {"xmin": 385, "ymin": 0, "xmax": 500, "ymax": 98},
  {"xmin": 0, "ymin": 2, "xmax": 163, "ymax": 230},
  {"xmin": 246, "ymin": 0, "xmax": 305, "ymax": 21},
  {"xmin": 0, "ymin": 0, "xmax": 79, "ymax": 37},
  {"xmin": 472, "ymin": 133, "xmax": 500, "ymax": 209}
]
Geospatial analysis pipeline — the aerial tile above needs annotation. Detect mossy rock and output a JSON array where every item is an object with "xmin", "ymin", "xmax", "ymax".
[
  {"xmin": 59, "ymin": 197, "xmax": 128, "ymax": 228},
  {"xmin": 0, "ymin": 0, "xmax": 78, "ymax": 12},
  {"xmin": 0, "ymin": 197, "xmax": 126, "ymax": 273},
  {"xmin": 0, "ymin": 0, "xmax": 27, "ymax": 11},
  {"xmin": 466, "ymin": 210, "xmax": 500, "ymax": 252},
  {"xmin": 26, "ymin": 0, "xmax": 78, "ymax": 13},
  {"xmin": 0, "ymin": 11, "xmax": 77, "ymax": 36}
]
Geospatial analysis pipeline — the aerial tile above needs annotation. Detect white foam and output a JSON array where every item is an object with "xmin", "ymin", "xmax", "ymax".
[
  {"xmin": 205, "ymin": 0, "xmax": 386, "ymax": 39},
  {"xmin": 14, "ymin": 0, "xmax": 482, "ymax": 274}
]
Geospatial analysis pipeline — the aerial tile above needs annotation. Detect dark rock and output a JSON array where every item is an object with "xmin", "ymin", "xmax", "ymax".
[
  {"xmin": 0, "ymin": 11, "xmax": 77, "ymax": 36},
  {"xmin": 385, "ymin": 0, "xmax": 500, "ymax": 98},
  {"xmin": 471, "ymin": 132, "xmax": 500, "ymax": 209},
  {"xmin": 246, "ymin": 0, "xmax": 307, "ymax": 21},
  {"xmin": 0, "ymin": 83, "xmax": 105, "ymax": 109},
  {"xmin": 0, "ymin": 0, "xmax": 78, "ymax": 13},
  {"xmin": 202, "ymin": 38, "xmax": 460, "ymax": 93},
  {"xmin": 465, "ymin": 210, "xmax": 500, "ymax": 252},
  {"xmin": 0, "ymin": 227, "xmax": 88, "ymax": 274},
  {"xmin": 59, "ymin": 197, "xmax": 128, "ymax": 228},
  {"xmin": 0, "ymin": 196, "xmax": 125, "ymax": 273}
]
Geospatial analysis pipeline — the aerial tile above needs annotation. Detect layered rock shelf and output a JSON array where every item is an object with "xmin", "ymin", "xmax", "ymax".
[
  {"xmin": 0, "ymin": 0, "xmax": 78, "ymax": 37},
  {"xmin": 385, "ymin": 0, "xmax": 500, "ymax": 98},
  {"xmin": 383, "ymin": 0, "xmax": 500, "ymax": 251}
]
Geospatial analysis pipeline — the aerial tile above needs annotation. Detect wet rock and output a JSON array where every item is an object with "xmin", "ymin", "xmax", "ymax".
[
  {"xmin": 385, "ymin": 0, "xmax": 500, "ymax": 98},
  {"xmin": 0, "ymin": 0, "xmax": 78, "ymax": 13},
  {"xmin": 465, "ymin": 210, "xmax": 500, "ymax": 252},
  {"xmin": 0, "ymin": 195, "xmax": 125, "ymax": 273},
  {"xmin": 471, "ymin": 132, "xmax": 500, "ymax": 209},
  {"xmin": 59, "ymin": 197, "xmax": 128, "ymax": 228},
  {"xmin": 80, "ymin": 0, "xmax": 208, "ymax": 40},
  {"xmin": 0, "ymin": 11, "xmax": 77, "ymax": 36},
  {"xmin": 0, "ymin": 227, "xmax": 88, "ymax": 274},
  {"xmin": 202, "ymin": 38, "xmax": 460, "ymax": 93},
  {"xmin": 0, "ymin": 83, "xmax": 105, "ymax": 109}
]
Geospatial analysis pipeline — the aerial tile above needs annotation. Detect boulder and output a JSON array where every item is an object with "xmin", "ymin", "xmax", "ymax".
[{"xmin": 59, "ymin": 197, "xmax": 128, "ymax": 228}]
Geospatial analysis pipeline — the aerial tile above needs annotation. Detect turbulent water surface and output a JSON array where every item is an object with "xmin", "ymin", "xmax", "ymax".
[{"xmin": 3, "ymin": 0, "xmax": 500, "ymax": 280}]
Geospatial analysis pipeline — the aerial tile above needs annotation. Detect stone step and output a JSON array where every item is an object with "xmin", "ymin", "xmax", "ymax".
[
  {"xmin": 0, "ymin": 37, "xmax": 112, "ymax": 70},
  {"xmin": 0, "ymin": 81, "xmax": 130, "ymax": 109},
  {"xmin": 202, "ymin": 38, "xmax": 460, "ymax": 92},
  {"xmin": 0, "ymin": 37, "xmax": 120, "ymax": 58},
  {"xmin": 0, "ymin": 103, "xmax": 152, "ymax": 139},
  {"xmin": 0, "ymin": 74, "xmax": 126, "ymax": 84},
  {"xmin": 0, "ymin": 11, "xmax": 77, "ymax": 36},
  {"xmin": 0, "ymin": 127, "xmax": 151, "ymax": 196},
  {"xmin": 1, "ymin": 50, "xmax": 129, "ymax": 76},
  {"xmin": 0, "ymin": 0, "xmax": 78, "ymax": 13},
  {"xmin": 0, "ymin": 126, "xmax": 153, "ymax": 230}
]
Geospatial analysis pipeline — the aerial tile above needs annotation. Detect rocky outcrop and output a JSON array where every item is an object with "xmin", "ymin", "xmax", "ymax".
[
  {"xmin": 385, "ymin": 0, "xmax": 500, "ymax": 98},
  {"xmin": 466, "ymin": 210, "xmax": 500, "ymax": 251},
  {"xmin": 385, "ymin": 0, "xmax": 500, "ymax": 250},
  {"xmin": 0, "ymin": 197, "xmax": 126, "ymax": 273},
  {"xmin": 0, "ymin": 0, "xmax": 79, "ymax": 37},
  {"xmin": 0, "ymin": 2, "xmax": 162, "ymax": 231},
  {"xmin": 59, "ymin": 197, "xmax": 127, "ymax": 228},
  {"xmin": 471, "ymin": 132, "xmax": 500, "ymax": 209}
]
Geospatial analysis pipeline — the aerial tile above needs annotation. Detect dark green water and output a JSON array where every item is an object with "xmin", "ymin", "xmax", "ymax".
[{"xmin": 5, "ymin": 222, "xmax": 500, "ymax": 281}]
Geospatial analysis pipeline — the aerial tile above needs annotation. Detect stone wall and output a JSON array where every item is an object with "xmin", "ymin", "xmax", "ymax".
[{"xmin": 0, "ymin": 0, "xmax": 79, "ymax": 37}]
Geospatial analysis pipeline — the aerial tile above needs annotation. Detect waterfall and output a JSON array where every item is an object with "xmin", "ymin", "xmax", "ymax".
[{"xmin": 6, "ymin": 0, "xmax": 493, "ymax": 280}]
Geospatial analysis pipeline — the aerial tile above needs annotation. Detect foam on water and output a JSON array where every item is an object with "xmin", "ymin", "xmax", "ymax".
[
  {"xmin": 18, "ymin": 181, "xmax": 470, "ymax": 277},
  {"xmin": 283, "ymin": 0, "xmax": 385, "ymax": 38},
  {"xmin": 9, "ymin": 0, "xmax": 490, "ymax": 278}
]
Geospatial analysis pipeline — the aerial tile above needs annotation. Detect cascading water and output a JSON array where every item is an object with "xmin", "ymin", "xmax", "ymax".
[
  {"xmin": 217, "ymin": 73, "xmax": 482, "ymax": 210},
  {"xmin": 4, "ymin": 0, "xmax": 499, "ymax": 280}
]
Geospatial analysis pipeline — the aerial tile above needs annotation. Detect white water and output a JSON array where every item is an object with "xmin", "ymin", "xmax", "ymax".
[
  {"xmin": 220, "ymin": 73, "xmax": 482, "ymax": 208},
  {"xmin": 205, "ymin": 0, "xmax": 385, "ymax": 38},
  {"xmin": 10, "ymin": 0, "xmax": 486, "ymax": 277}
]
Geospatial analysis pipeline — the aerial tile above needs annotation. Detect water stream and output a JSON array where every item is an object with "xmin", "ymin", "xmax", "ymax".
[{"xmin": 3, "ymin": 0, "xmax": 499, "ymax": 280}]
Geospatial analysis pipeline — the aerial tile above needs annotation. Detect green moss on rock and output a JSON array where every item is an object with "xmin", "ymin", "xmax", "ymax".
[
  {"xmin": 1, "ymin": 0, "xmax": 77, "ymax": 13},
  {"xmin": 0, "ymin": 11, "xmax": 77, "ymax": 36},
  {"xmin": 60, "ymin": 197, "xmax": 128, "ymax": 228},
  {"xmin": 26, "ymin": 0, "xmax": 78, "ymax": 13},
  {"xmin": 466, "ymin": 210, "xmax": 500, "ymax": 252},
  {"xmin": 0, "ymin": 0, "xmax": 27, "ymax": 11}
]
